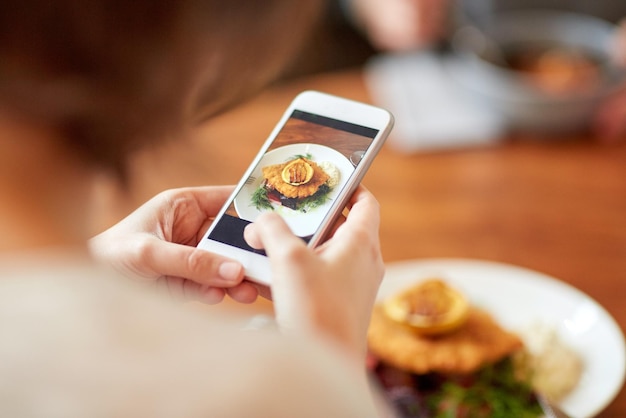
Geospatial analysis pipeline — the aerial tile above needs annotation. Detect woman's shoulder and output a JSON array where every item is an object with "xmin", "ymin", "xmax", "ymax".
[{"xmin": 0, "ymin": 255, "xmax": 381, "ymax": 417}]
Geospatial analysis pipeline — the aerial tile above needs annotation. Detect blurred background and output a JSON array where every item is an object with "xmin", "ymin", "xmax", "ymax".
[
  {"xmin": 275, "ymin": 1, "xmax": 375, "ymax": 79},
  {"xmin": 283, "ymin": 0, "xmax": 626, "ymax": 152},
  {"xmin": 284, "ymin": 0, "xmax": 626, "ymax": 81}
]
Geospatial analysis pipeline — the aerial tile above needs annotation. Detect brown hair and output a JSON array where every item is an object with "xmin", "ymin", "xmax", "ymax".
[{"xmin": 0, "ymin": 0, "xmax": 323, "ymax": 175}]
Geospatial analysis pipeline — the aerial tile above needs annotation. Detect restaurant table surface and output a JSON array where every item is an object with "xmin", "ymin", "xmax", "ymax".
[{"xmin": 100, "ymin": 68, "xmax": 626, "ymax": 417}]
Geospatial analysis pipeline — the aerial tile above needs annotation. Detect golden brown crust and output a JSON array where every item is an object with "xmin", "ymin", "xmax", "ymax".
[
  {"xmin": 262, "ymin": 158, "xmax": 329, "ymax": 198},
  {"xmin": 368, "ymin": 304, "xmax": 523, "ymax": 375}
]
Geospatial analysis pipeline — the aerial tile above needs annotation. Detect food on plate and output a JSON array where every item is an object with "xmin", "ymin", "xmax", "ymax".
[
  {"xmin": 370, "ymin": 302, "xmax": 522, "ymax": 375},
  {"xmin": 318, "ymin": 161, "xmax": 340, "ymax": 188},
  {"xmin": 504, "ymin": 44, "xmax": 601, "ymax": 95},
  {"xmin": 368, "ymin": 278, "xmax": 583, "ymax": 417},
  {"xmin": 280, "ymin": 158, "xmax": 315, "ymax": 186},
  {"xmin": 517, "ymin": 322, "xmax": 584, "ymax": 402},
  {"xmin": 375, "ymin": 356, "xmax": 542, "ymax": 418},
  {"xmin": 383, "ymin": 279, "xmax": 470, "ymax": 336},
  {"xmin": 251, "ymin": 153, "xmax": 340, "ymax": 212},
  {"xmin": 263, "ymin": 157, "xmax": 329, "ymax": 198}
]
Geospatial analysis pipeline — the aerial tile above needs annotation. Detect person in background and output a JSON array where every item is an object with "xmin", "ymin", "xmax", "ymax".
[
  {"xmin": 0, "ymin": 0, "xmax": 391, "ymax": 416},
  {"xmin": 346, "ymin": 0, "xmax": 452, "ymax": 51},
  {"xmin": 346, "ymin": 0, "xmax": 626, "ymax": 142}
]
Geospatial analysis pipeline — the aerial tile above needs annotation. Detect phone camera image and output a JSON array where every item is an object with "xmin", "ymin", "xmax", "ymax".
[{"xmin": 208, "ymin": 109, "xmax": 379, "ymax": 253}]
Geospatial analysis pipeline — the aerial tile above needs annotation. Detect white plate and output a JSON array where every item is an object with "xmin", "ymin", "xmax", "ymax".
[
  {"xmin": 234, "ymin": 143, "xmax": 354, "ymax": 237},
  {"xmin": 379, "ymin": 258, "xmax": 626, "ymax": 418}
]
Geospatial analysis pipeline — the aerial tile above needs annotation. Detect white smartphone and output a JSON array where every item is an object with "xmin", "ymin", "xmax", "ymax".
[{"xmin": 197, "ymin": 90, "xmax": 394, "ymax": 285}]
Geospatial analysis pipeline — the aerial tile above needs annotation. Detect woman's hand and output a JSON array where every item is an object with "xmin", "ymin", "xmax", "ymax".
[
  {"xmin": 89, "ymin": 186, "xmax": 259, "ymax": 304},
  {"xmin": 244, "ymin": 186, "xmax": 385, "ymax": 360}
]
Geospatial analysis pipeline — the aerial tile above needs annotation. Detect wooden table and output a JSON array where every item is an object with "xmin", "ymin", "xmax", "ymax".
[{"xmin": 109, "ymin": 68, "xmax": 626, "ymax": 416}]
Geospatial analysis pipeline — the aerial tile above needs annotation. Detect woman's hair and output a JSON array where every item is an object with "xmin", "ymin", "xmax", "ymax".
[{"xmin": 0, "ymin": 0, "xmax": 322, "ymax": 175}]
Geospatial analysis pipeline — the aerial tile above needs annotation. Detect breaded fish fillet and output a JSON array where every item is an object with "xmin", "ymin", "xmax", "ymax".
[
  {"xmin": 262, "ymin": 158, "xmax": 329, "ymax": 198},
  {"xmin": 368, "ymin": 304, "xmax": 523, "ymax": 375}
]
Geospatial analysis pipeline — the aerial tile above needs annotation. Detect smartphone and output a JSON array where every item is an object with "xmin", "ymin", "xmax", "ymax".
[{"xmin": 197, "ymin": 90, "xmax": 394, "ymax": 285}]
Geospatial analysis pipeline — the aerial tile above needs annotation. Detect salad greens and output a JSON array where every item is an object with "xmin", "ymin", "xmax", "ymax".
[
  {"xmin": 378, "ymin": 358, "xmax": 544, "ymax": 418},
  {"xmin": 426, "ymin": 358, "xmax": 542, "ymax": 418},
  {"xmin": 250, "ymin": 183, "xmax": 332, "ymax": 213},
  {"xmin": 250, "ymin": 186, "xmax": 273, "ymax": 211}
]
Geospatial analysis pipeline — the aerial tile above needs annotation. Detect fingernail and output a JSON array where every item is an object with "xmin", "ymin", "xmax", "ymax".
[{"xmin": 218, "ymin": 261, "xmax": 242, "ymax": 282}]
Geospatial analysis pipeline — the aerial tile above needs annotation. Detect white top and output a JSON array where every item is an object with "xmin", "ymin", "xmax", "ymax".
[{"xmin": 0, "ymin": 252, "xmax": 386, "ymax": 417}]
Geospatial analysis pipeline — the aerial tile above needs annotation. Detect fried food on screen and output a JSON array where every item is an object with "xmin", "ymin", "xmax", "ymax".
[{"xmin": 262, "ymin": 157, "xmax": 329, "ymax": 198}]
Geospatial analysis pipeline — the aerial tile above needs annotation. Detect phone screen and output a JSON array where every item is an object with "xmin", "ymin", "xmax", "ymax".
[{"xmin": 206, "ymin": 109, "xmax": 379, "ymax": 255}]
